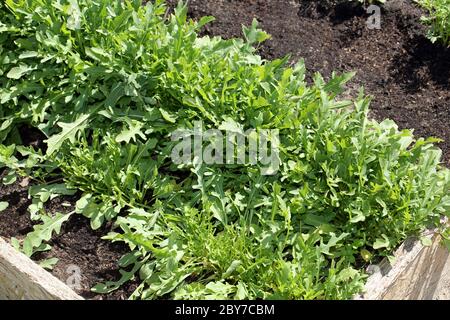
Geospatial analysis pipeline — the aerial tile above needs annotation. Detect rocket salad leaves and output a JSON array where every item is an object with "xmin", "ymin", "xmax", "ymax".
[
  {"xmin": 416, "ymin": 0, "xmax": 450, "ymax": 45},
  {"xmin": 0, "ymin": 0, "xmax": 449, "ymax": 300}
]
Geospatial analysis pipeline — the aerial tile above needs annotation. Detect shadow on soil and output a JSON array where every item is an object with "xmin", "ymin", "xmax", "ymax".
[{"xmin": 390, "ymin": 35, "xmax": 450, "ymax": 92}]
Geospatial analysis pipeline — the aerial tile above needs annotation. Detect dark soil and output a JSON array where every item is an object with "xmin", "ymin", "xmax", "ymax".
[
  {"xmin": 0, "ymin": 0, "xmax": 449, "ymax": 300},
  {"xmin": 0, "ymin": 172, "xmax": 137, "ymax": 300},
  {"xmin": 166, "ymin": 0, "xmax": 450, "ymax": 166}
]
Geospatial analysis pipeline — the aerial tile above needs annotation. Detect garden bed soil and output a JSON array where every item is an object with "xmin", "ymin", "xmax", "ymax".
[
  {"xmin": 0, "ymin": 0, "xmax": 449, "ymax": 299},
  {"xmin": 0, "ymin": 172, "xmax": 138, "ymax": 300}
]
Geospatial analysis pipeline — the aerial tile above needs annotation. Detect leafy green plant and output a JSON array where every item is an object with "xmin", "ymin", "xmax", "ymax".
[
  {"xmin": 0, "ymin": 201, "xmax": 8, "ymax": 212},
  {"xmin": 10, "ymin": 211, "xmax": 73, "ymax": 270},
  {"xmin": 19, "ymin": 212, "xmax": 73, "ymax": 257},
  {"xmin": 416, "ymin": 0, "xmax": 450, "ymax": 45},
  {"xmin": 0, "ymin": 0, "xmax": 449, "ymax": 300}
]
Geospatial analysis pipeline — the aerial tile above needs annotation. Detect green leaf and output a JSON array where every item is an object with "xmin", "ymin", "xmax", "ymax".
[
  {"xmin": 304, "ymin": 213, "xmax": 333, "ymax": 227},
  {"xmin": 243, "ymin": 19, "xmax": 271, "ymax": 45},
  {"xmin": 235, "ymin": 282, "xmax": 248, "ymax": 300},
  {"xmin": 75, "ymin": 194, "xmax": 105, "ymax": 230},
  {"xmin": 387, "ymin": 255, "xmax": 396, "ymax": 265},
  {"xmin": 2, "ymin": 171, "xmax": 16, "ymax": 185},
  {"xmin": 105, "ymin": 83, "xmax": 125, "ymax": 108},
  {"xmin": 159, "ymin": 108, "xmax": 177, "ymax": 123},
  {"xmin": 349, "ymin": 209, "xmax": 366, "ymax": 223},
  {"xmin": 10, "ymin": 237, "xmax": 20, "ymax": 251},
  {"xmin": 0, "ymin": 201, "xmax": 9, "ymax": 212},
  {"xmin": 92, "ymin": 261, "xmax": 143, "ymax": 294},
  {"xmin": 29, "ymin": 183, "xmax": 77, "ymax": 203},
  {"xmin": 0, "ymin": 118, "xmax": 14, "ymax": 131},
  {"xmin": 420, "ymin": 236, "xmax": 433, "ymax": 247},
  {"xmin": 115, "ymin": 120, "xmax": 146, "ymax": 143},
  {"xmin": 197, "ymin": 16, "xmax": 215, "ymax": 29},
  {"xmin": 45, "ymin": 114, "xmax": 91, "ymax": 155},
  {"xmin": 6, "ymin": 64, "xmax": 33, "ymax": 79},
  {"xmin": 85, "ymin": 47, "xmax": 111, "ymax": 62},
  {"xmin": 222, "ymin": 260, "xmax": 242, "ymax": 278},
  {"xmin": 18, "ymin": 51, "xmax": 38, "ymax": 59},
  {"xmin": 337, "ymin": 267, "xmax": 359, "ymax": 282},
  {"xmin": 39, "ymin": 257, "xmax": 59, "ymax": 270},
  {"xmin": 360, "ymin": 249, "xmax": 372, "ymax": 262},
  {"xmin": 443, "ymin": 238, "xmax": 450, "ymax": 251},
  {"xmin": 119, "ymin": 251, "xmax": 141, "ymax": 268},
  {"xmin": 320, "ymin": 232, "xmax": 349, "ymax": 255},
  {"xmin": 373, "ymin": 234, "xmax": 390, "ymax": 250},
  {"xmin": 22, "ymin": 212, "xmax": 73, "ymax": 257}
]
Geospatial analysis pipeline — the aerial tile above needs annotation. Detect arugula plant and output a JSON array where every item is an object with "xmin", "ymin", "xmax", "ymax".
[
  {"xmin": 0, "ymin": 0, "xmax": 449, "ymax": 300},
  {"xmin": 416, "ymin": 0, "xmax": 450, "ymax": 45}
]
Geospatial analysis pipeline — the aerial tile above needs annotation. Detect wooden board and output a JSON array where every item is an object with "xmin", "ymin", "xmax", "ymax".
[
  {"xmin": 0, "ymin": 237, "xmax": 83, "ymax": 300},
  {"xmin": 357, "ymin": 230, "xmax": 450, "ymax": 300}
]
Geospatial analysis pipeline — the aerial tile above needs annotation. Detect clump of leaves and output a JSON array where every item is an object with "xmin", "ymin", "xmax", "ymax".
[
  {"xmin": 416, "ymin": 0, "xmax": 450, "ymax": 45},
  {"xmin": 0, "ymin": 0, "xmax": 449, "ymax": 300}
]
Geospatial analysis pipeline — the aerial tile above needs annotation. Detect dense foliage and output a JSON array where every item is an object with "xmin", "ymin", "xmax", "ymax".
[
  {"xmin": 416, "ymin": 0, "xmax": 450, "ymax": 45},
  {"xmin": 0, "ymin": 0, "xmax": 449, "ymax": 299}
]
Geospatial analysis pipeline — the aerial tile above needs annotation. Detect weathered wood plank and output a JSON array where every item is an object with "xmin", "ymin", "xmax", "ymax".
[
  {"xmin": 0, "ymin": 237, "xmax": 83, "ymax": 300},
  {"xmin": 357, "ymin": 231, "xmax": 450, "ymax": 300}
]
